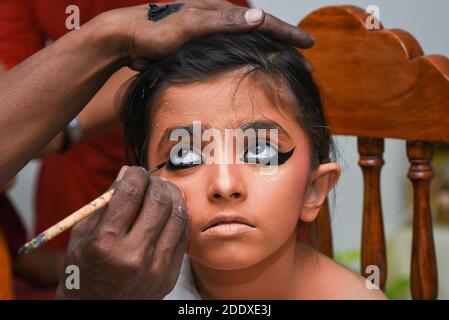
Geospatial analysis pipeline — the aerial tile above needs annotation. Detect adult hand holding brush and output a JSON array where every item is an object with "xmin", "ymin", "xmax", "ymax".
[{"xmin": 55, "ymin": 166, "xmax": 188, "ymax": 299}]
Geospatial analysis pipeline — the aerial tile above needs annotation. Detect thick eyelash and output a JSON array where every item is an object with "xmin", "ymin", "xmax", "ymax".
[{"xmin": 277, "ymin": 147, "xmax": 295, "ymax": 165}]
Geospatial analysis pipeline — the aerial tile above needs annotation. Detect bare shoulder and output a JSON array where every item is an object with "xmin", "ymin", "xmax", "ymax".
[{"xmin": 295, "ymin": 244, "xmax": 387, "ymax": 300}]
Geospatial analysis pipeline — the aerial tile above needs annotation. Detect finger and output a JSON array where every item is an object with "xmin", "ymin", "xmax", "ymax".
[
  {"xmin": 107, "ymin": 165, "xmax": 129, "ymax": 191},
  {"xmin": 68, "ymin": 208, "xmax": 103, "ymax": 249},
  {"xmin": 180, "ymin": 6, "xmax": 314, "ymax": 49},
  {"xmin": 150, "ymin": 182, "xmax": 188, "ymax": 289},
  {"xmin": 166, "ymin": 229, "xmax": 189, "ymax": 291},
  {"xmin": 178, "ymin": 6, "xmax": 265, "ymax": 40},
  {"xmin": 151, "ymin": 181, "xmax": 188, "ymax": 262},
  {"xmin": 93, "ymin": 166, "xmax": 149, "ymax": 238},
  {"xmin": 67, "ymin": 166, "xmax": 129, "ymax": 248},
  {"xmin": 258, "ymin": 13, "xmax": 315, "ymax": 48},
  {"xmin": 126, "ymin": 176, "xmax": 173, "ymax": 247}
]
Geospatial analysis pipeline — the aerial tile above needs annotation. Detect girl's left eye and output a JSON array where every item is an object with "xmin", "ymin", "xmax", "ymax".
[
  {"xmin": 242, "ymin": 142, "xmax": 278, "ymax": 164},
  {"xmin": 166, "ymin": 145, "xmax": 203, "ymax": 171}
]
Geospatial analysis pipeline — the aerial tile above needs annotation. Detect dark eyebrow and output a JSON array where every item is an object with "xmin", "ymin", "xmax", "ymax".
[{"xmin": 239, "ymin": 120, "xmax": 292, "ymax": 139}]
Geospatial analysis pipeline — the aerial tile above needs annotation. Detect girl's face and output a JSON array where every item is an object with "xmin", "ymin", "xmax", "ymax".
[{"xmin": 147, "ymin": 71, "xmax": 338, "ymax": 270}]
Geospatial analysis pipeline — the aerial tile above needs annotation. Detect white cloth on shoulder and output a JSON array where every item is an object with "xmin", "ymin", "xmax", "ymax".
[{"xmin": 163, "ymin": 255, "xmax": 202, "ymax": 300}]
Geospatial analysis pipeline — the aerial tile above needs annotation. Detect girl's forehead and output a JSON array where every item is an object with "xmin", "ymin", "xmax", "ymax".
[{"xmin": 151, "ymin": 73, "xmax": 298, "ymax": 131}]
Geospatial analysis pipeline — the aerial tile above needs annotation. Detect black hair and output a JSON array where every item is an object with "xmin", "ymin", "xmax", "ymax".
[{"xmin": 120, "ymin": 31, "xmax": 335, "ymax": 169}]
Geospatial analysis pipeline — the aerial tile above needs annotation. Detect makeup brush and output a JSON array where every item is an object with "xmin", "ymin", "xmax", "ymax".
[{"xmin": 18, "ymin": 162, "xmax": 166, "ymax": 255}]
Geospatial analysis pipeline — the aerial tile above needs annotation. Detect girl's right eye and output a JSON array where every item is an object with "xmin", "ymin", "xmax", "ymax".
[{"xmin": 166, "ymin": 144, "xmax": 203, "ymax": 171}]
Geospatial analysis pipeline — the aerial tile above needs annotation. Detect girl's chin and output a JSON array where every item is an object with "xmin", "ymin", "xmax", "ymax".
[{"xmin": 188, "ymin": 249, "xmax": 266, "ymax": 271}]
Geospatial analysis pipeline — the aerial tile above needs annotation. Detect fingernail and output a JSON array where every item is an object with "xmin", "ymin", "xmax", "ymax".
[
  {"xmin": 116, "ymin": 166, "xmax": 129, "ymax": 181},
  {"xmin": 245, "ymin": 8, "xmax": 264, "ymax": 24}
]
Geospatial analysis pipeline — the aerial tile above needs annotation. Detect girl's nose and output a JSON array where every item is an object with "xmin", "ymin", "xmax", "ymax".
[{"xmin": 206, "ymin": 163, "xmax": 247, "ymax": 203}]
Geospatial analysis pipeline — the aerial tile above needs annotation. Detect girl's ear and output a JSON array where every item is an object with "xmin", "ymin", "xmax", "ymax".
[{"xmin": 300, "ymin": 163, "xmax": 340, "ymax": 222}]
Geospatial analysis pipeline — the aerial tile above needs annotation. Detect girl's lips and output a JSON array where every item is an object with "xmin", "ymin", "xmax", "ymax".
[
  {"xmin": 201, "ymin": 215, "xmax": 256, "ymax": 233},
  {"xmin": 202, "ymin": 222, "xmax": 255, "ymax": 237}
]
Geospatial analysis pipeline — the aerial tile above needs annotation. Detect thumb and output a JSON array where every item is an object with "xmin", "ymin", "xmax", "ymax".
[
  {"xmin": 244, "ymin": 8, "xmax": 265, "ymax": 25},
  {"xmin": 189, "ymin": 7, "xmax": 314, "ymax": 48}
]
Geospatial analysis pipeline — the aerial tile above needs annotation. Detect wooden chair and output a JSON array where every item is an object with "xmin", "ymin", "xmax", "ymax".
[{"xmin": 297, "ymin": 6, "xmax": 449, "ymax": 300}]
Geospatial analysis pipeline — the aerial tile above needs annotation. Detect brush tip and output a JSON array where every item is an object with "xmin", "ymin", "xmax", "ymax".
[
  {"xmin": 150, "ymin": 162, "xmax": 166, "ymax": 174},
  {"xmin": 17, "ymin": 233, "xmax": 46, "ymax": 255}
]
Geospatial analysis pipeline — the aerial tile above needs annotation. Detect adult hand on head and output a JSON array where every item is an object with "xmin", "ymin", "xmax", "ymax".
[
  {"xmin": 95, "ymin": 0, "xmax": 315, "ymax": 70},
  {"xmin": 55, "ymin": 166, "xmax": 189, "ymax": 299}
]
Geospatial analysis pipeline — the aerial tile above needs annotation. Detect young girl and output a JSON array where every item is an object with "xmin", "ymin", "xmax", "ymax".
[{"xmin": 120, "ymin": 31, "xmax": 386, "ymax": 300}]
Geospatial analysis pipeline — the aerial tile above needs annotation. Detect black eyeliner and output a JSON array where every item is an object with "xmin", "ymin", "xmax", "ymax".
[
  {"xmin": 241, "ymin": 147, "xmax": 296, "ymax": 165},
  {"xmin": 165, "ymin": 145, "xmax": 296, "ymax": 170},
  {"xmin": 277, "ymin": 147, "xmax": 295, "ymax": 165},
  {"xmin": 166, "ymin": 159, "xmax": 203, "ymax": 171}
]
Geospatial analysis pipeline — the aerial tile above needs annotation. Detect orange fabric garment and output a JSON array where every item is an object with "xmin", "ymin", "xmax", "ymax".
[
  {"xmin": 0, "ymin": 0, "xmax": 250, "ymax": 250},
  {"xmin": 0, "ymin": 192, "xmax": 27, "ymax": 299},
  {"xmin": 0, "ymin": 227, "xmax": 13, "ymax": 300},
  {"xmin": 0, "ymin": 62, "xmax": 13, "ymax": 300}
]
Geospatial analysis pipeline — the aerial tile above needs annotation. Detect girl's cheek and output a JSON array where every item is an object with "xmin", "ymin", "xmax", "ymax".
[
  {"xmin": 258, "ymin": 156, "xmax": 310, "ymax": 225},
  {"xmin": 167, "ymin": 175, "xmax": 205, "ymax": 229}
]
